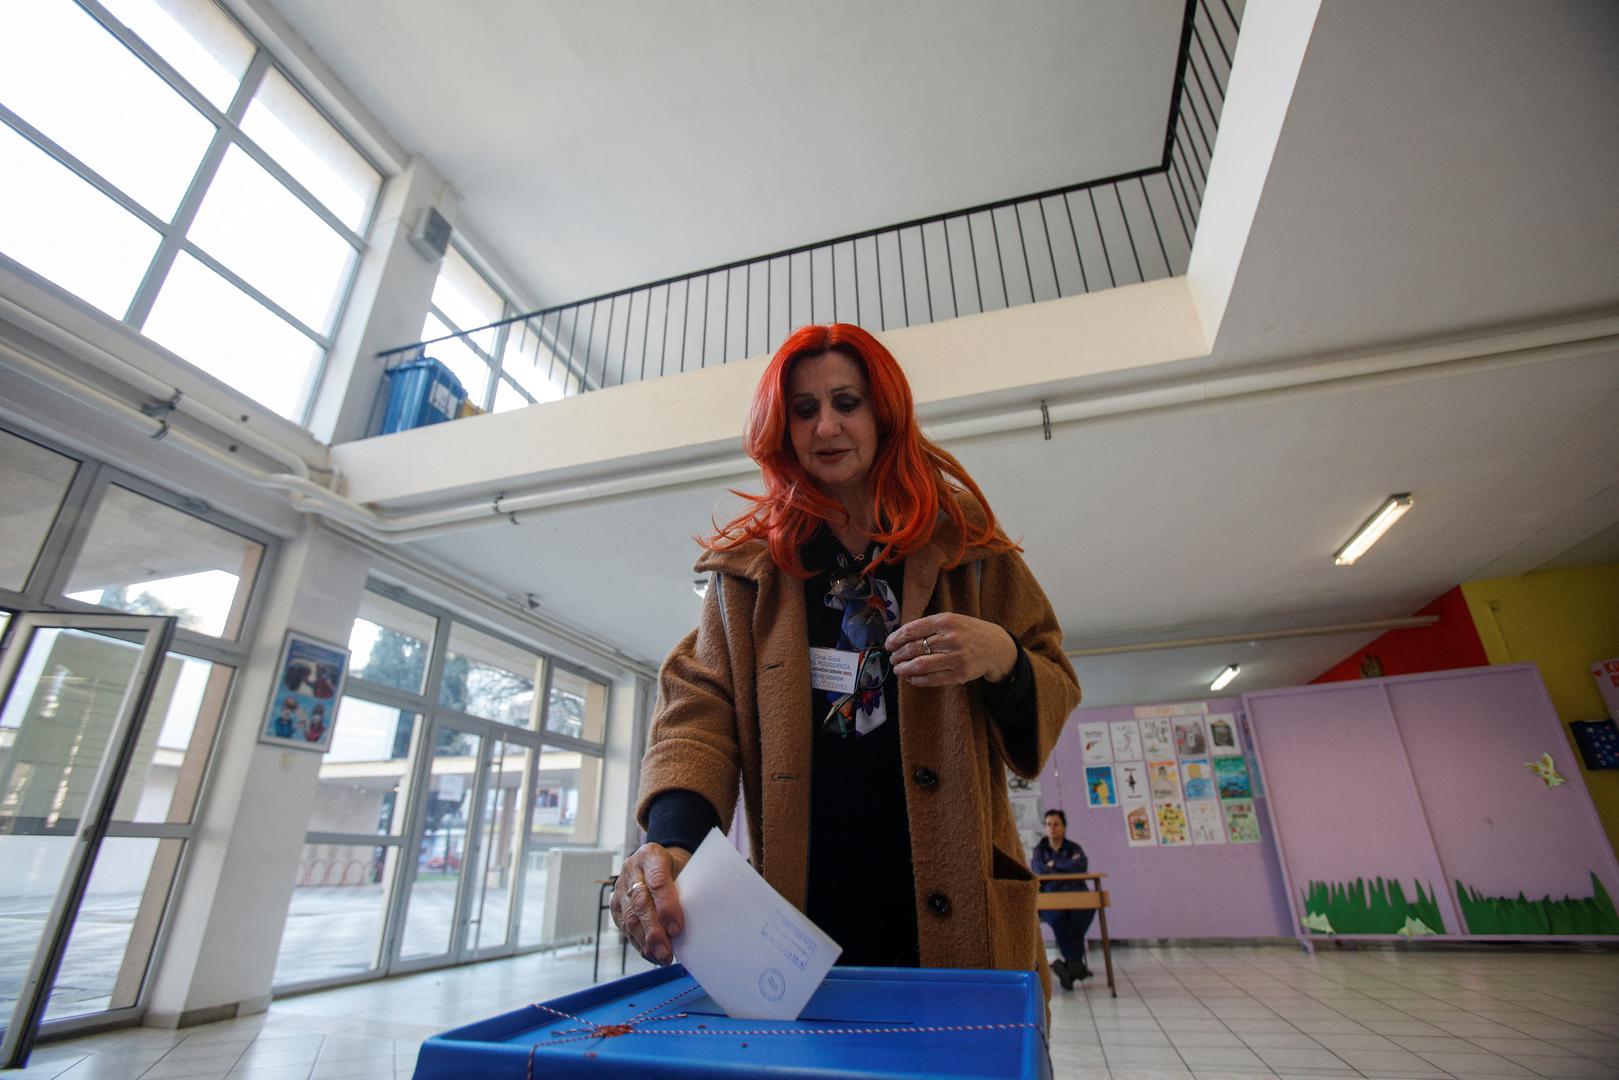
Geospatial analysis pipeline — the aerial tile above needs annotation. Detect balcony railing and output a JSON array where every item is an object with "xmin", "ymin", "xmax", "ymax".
[{"xmin": 378, "ymin": 0, "xmax": 1241, "ymax": 412}]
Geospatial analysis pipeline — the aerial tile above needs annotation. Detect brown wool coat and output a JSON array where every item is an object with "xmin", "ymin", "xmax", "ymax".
[{"xmin": 635, "ymin": 496, "xmax": 1081, "ymax": 995}]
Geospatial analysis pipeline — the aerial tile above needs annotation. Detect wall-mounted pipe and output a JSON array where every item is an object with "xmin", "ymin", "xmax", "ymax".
[{"xmin": 0, "ymin": 293, "xmax": 316, "ymax": 482}]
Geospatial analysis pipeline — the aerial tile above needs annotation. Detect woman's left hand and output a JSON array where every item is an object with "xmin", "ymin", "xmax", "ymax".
[{"xmin": 886, "ymin": 613, "xmax": 1018, "ymax": 687}]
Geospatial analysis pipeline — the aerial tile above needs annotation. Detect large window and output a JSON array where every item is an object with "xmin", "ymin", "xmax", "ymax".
[
  {"xmin": 275, "ymin": 584, "xmax": 611, "ymax": 989},
  {"xmin": 417, "ymin": 246, "xmax": 584, "ymax": 415},
  {"xmin": 0, "ymin": 421, "xmax": 268, "ymax": 1035},
  {"xmin": 0, "ymin": 0, "xmax": 383, "ymax": 425}
]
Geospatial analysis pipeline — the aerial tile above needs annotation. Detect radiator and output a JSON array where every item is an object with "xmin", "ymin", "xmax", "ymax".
[{"xmin": 539, "ymin": 847, "xmax": 615, "ymax": 946}]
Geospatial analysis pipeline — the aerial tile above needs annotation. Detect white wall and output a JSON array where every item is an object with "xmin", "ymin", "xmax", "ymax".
[{"xmin": 1184, "ymin": 0, "xmax": 1322, "ymax": 342}]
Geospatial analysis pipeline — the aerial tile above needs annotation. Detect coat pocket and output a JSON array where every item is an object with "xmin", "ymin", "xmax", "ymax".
[{"xmin": 985, "ymin": 846, "xmax": 1041, "ymax": 973}]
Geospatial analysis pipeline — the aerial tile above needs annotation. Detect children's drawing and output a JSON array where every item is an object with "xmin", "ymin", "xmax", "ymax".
[
  {"xmin": 1124, "ymin": 800, "xmax": 1155, "ymax": 846},
  {"xmin": 1207, "ymin": 713, "xmax": 1241, "ymax": 756},
  {"xmin": 1109, "ymin": 719, "xmax": 1142, "ymax": 761},
  {"xmin": 1179, "ymin": 757, "xmax": 1214, "ymax": 800},
  {"xmin": 1114, "ymin": 761, "xmax": 1146, "ymax": 801},
  {"xmin": 1141, "ymin": 717, "xmax": 1174, "ymax": 759},
  {"xmin": 1214, "ymin": 755, "xmax": 1252, "ymax": 800},
  {"xmin": 1188, "ymin": 799, "xmax": 1226, "ymax": 844},
  {"xmin": 1155, "ymin": 800, "xmax": 1190, "ymax": 846},
  {"xmin": 1077, "ymin": 722, "xmax": 1113, "ymax": 764},
  {"xmin": 1173, "ymin": 717, "xmax": 1207, "ymax": 758},
  {"xmin": 1085, "ymin": 764, "xmax": 1117, "ymax": 808},
  {"xmin": 1148, "ymin": 759, "xmax": 1182, "ymax": 801}
]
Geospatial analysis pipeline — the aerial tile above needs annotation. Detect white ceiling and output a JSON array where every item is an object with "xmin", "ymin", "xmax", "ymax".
[
  {"xmin": 259, "ymin": 0, "xmax": 1186, "ymax": 306},
  {"xmin": 314, "ymin": 0, "xmax": 1619, "ymax": 708},
  {"xmin": 1210, "ymin": 0, "xmax": 1619, "ymax": 364}
]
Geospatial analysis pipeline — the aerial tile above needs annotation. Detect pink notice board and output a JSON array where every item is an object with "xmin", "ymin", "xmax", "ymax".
[
  {"xmin": 1384, "ymin": 665, "xmax": 1619, "ymax": 911},
  {"xmin": 1037, "ymin": 699, "xmax": 1294, "ymax": 941},
  {"xmin": 1245, "ymin": 665, "xmax": 1619, "ymax": 944},
  {"xmin": 1242, "ymin": 681, "xmax": 1461, "ymax": 941}
]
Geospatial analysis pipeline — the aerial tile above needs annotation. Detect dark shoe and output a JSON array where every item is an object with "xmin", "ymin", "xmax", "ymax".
[
  {"xmin": 1051, "ymin": 958, "xmax": 1076, "ymax": 991},
  {"xmin": 1076, "ymin": 963, "xmax": 1093, "ymax": 981}
]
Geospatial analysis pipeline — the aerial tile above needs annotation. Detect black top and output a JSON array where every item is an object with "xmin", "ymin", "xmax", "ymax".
[
  {"xmin": 647, "ymin": 524, "xmax": 1039, "ymax": 968},
  {"xmin": 1031, "ymin": 837, "xmax": 1089, "ymax": 892}
]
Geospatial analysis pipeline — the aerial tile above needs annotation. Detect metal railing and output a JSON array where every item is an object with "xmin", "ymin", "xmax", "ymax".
[{"xmin": 379, "ymin": 0, "xmax": 1241, "ymax": 406}]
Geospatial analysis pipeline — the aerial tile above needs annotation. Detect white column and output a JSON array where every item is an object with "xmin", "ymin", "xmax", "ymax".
[
  {"xmin": 306, "ymin": 157, "xmax": 460, "ymax": 446},
  {"xmin": 145, "ymin": 523, "xmax": 368, "ymax": 1026}
]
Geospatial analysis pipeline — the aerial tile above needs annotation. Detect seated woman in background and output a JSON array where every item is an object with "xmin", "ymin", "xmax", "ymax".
[
  {"xmin": 1032, "ymin": 807, "xmax": 1093, "ymax": 989},
  {"xmin": 611, "ymin": 323, "xmax": 1080, "ymax": 993}
]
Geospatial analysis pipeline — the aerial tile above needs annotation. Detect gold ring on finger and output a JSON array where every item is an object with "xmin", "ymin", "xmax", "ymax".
[{"xmin": 921, "ymin": 637, "xmax": 933, "ymax": 655}]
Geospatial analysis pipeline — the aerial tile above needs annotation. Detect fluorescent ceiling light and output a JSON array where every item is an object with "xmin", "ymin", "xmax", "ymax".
[
  {"xmin": 1210, "ymin": 664, "xmax": 1240, "ymax": 692},
  {"xmin": 1334, "ymin": 493, "xmax": 1413, "ymax": 566}
]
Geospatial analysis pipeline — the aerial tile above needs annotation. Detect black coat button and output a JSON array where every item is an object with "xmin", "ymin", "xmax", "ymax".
[
  {"xmin": 927, "ymin": 892, "xmax": 951, "ymax": 916},
  {"xmin": 913, "ymin": 767, "xmax": 938, "ymax": 790}
]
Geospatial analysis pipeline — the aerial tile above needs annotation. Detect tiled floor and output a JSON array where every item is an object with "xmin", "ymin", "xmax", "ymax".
[{"xmin": 5, "ymin": 944, "xmax": 1617, "ymax": 1079}]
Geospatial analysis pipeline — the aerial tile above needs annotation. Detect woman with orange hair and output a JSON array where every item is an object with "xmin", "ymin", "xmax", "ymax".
[{"xmin": 613, "ymin": 324, "xmax": 1080, "ymax": 991}]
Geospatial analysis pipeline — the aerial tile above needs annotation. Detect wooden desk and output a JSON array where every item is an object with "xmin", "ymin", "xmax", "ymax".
[{"xmin": 1036, "ymin": 872, "xmax": 1114, "ymax": 997}]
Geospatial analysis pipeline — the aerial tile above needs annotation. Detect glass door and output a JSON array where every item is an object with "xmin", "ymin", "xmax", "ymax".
[
  {"xmin": 394, "ymin": 722, "xmax": 482, "ymax": 967},
  {"xmin": 0, "ymin": 612, "xmax": 176, "ymax": 1069},
  {"xmin": 466, "ymin": 737, "xmax": 530, "ymax": 958}
]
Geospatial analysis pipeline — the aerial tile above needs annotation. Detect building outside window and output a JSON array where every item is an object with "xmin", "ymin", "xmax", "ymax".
[{"xmin": 0, "ymin": 0, "xmax": 384, "ymax": 426}]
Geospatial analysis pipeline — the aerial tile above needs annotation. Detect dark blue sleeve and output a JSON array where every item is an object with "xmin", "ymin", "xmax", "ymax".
[
  {"xmin": 1031, "ymin": 841, "xmax": 1052, "ymax": 876},
  {"xmin": 646, "ymin": 789, "xmax": 721, "ymax": 854},
  {"xmin": 979, "ymin": 635, "xmax": 1037, "ymax": 753},
  {"xmin": 1071, "ymin": 843, "xmax": 1089, "ymax": 874}
]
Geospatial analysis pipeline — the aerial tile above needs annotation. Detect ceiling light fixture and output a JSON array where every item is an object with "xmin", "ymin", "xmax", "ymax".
[
  {"xmin": 1210, "ymin": 664, "xmax": 1240, "ymax": 692},
  {"xmin": 1334, "ymin": 493, "xmax": 1413, "ymax": 566}
]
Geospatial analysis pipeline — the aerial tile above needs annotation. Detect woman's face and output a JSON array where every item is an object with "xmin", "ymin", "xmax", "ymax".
[{"xmin": 786, "ymin": 351, "xmax": 879, "ymax": 500}]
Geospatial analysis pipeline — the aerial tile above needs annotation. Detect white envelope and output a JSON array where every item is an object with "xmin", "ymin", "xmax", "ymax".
[{"xmin": 671, "ymin": 827, "xmax": 841, "ymax": 1020}]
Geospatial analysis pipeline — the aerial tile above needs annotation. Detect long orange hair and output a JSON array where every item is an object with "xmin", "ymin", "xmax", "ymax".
[{"xmin": 704, "ymin": 324, "xmax": 1019, "ymax": 577}]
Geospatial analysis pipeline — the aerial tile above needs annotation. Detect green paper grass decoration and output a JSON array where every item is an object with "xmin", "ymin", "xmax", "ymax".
[
  {"xmin": 1455, "ymin": 873, "xmax": 1619, "ymax": 935},
  {"xmin": 1300, "ymin": 877, "xmax": 1445, "ymax": 935}
]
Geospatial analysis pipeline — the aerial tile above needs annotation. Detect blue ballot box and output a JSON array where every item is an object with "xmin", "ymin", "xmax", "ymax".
[{"xmin": 411, "ymin": 964, "xmax": 1049, "ymax": 1079}]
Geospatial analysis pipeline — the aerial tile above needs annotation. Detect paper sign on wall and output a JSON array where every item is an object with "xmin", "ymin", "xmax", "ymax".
[
  {"xmin": 1077, "ymin": 722, "xmax": 1113, "ymax": 763},
  {"xmin": 1114, "ymin": 761, "xmax": 1147, "ymax": 802},
  {"xmin": 1173, "ymin": 718, "xmax": 1208, "ymax": 758},
  {"xmin": 1214, "ymin": 755, "xmax": 1252, "ymax": 800},
  {"xmin": 1123, "ymin": 799, "xmax": 1155, "ymax": 847},
  {"xmin": 1187, "ymin": 799, "xmax": 1227, "ymax": 844},
  {"xmin": 1008, "ymin": 775, "xmax": 1043, "ymax": 858},
  {"xmin": 1207, "ymin": 713, "xmax": 1242, "ymax": 756},
  {"xmin": 1109, "ymin": 719, "xmax": 1142, "ymax": 761},
  {"xmin": 1085, "ymin": 765, "xmax": 1118, "ymax": 808},
  {"xmin": 1141, "ymin": 717, "xmax": 1174, "ymax": 759},
  {"xmin": 1148, "ymin": 759, "xmax": 1182, "ymax": 801},
  {"xmin": 1222, "ymin": 798, "xmax": 1261, "ymax": 843},
  {"xmin": 1134, "ymin": 702, "xmax": 1209, "ymax": 718},
  {"xmin": 1155, "ymin": 800, "xmax": 1191, "ymax": 846},
  {"xmin": 1180, "ymin": 757, "xmax": 1215, "ymax": 800}
]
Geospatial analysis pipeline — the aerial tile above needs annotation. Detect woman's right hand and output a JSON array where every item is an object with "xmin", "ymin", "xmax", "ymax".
[{"xmin": 609, "ymin": 843, "xmax": 692, "ymax": 965}]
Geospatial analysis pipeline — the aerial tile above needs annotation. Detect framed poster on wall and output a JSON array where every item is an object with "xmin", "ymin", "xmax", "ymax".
[{"xmin": 259, "ymin": 631, "xmax": 350, "ymax": 752}]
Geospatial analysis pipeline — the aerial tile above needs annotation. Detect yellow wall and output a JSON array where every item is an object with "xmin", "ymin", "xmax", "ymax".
[{"xmin": 1462, "ymin": 564, "xmax": 1619, "ymax": 858}]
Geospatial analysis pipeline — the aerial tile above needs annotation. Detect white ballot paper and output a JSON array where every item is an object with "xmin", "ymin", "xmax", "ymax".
[{"xmin": 671, "ymin": 827, "xmax": 841, "ymax": 1020}]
